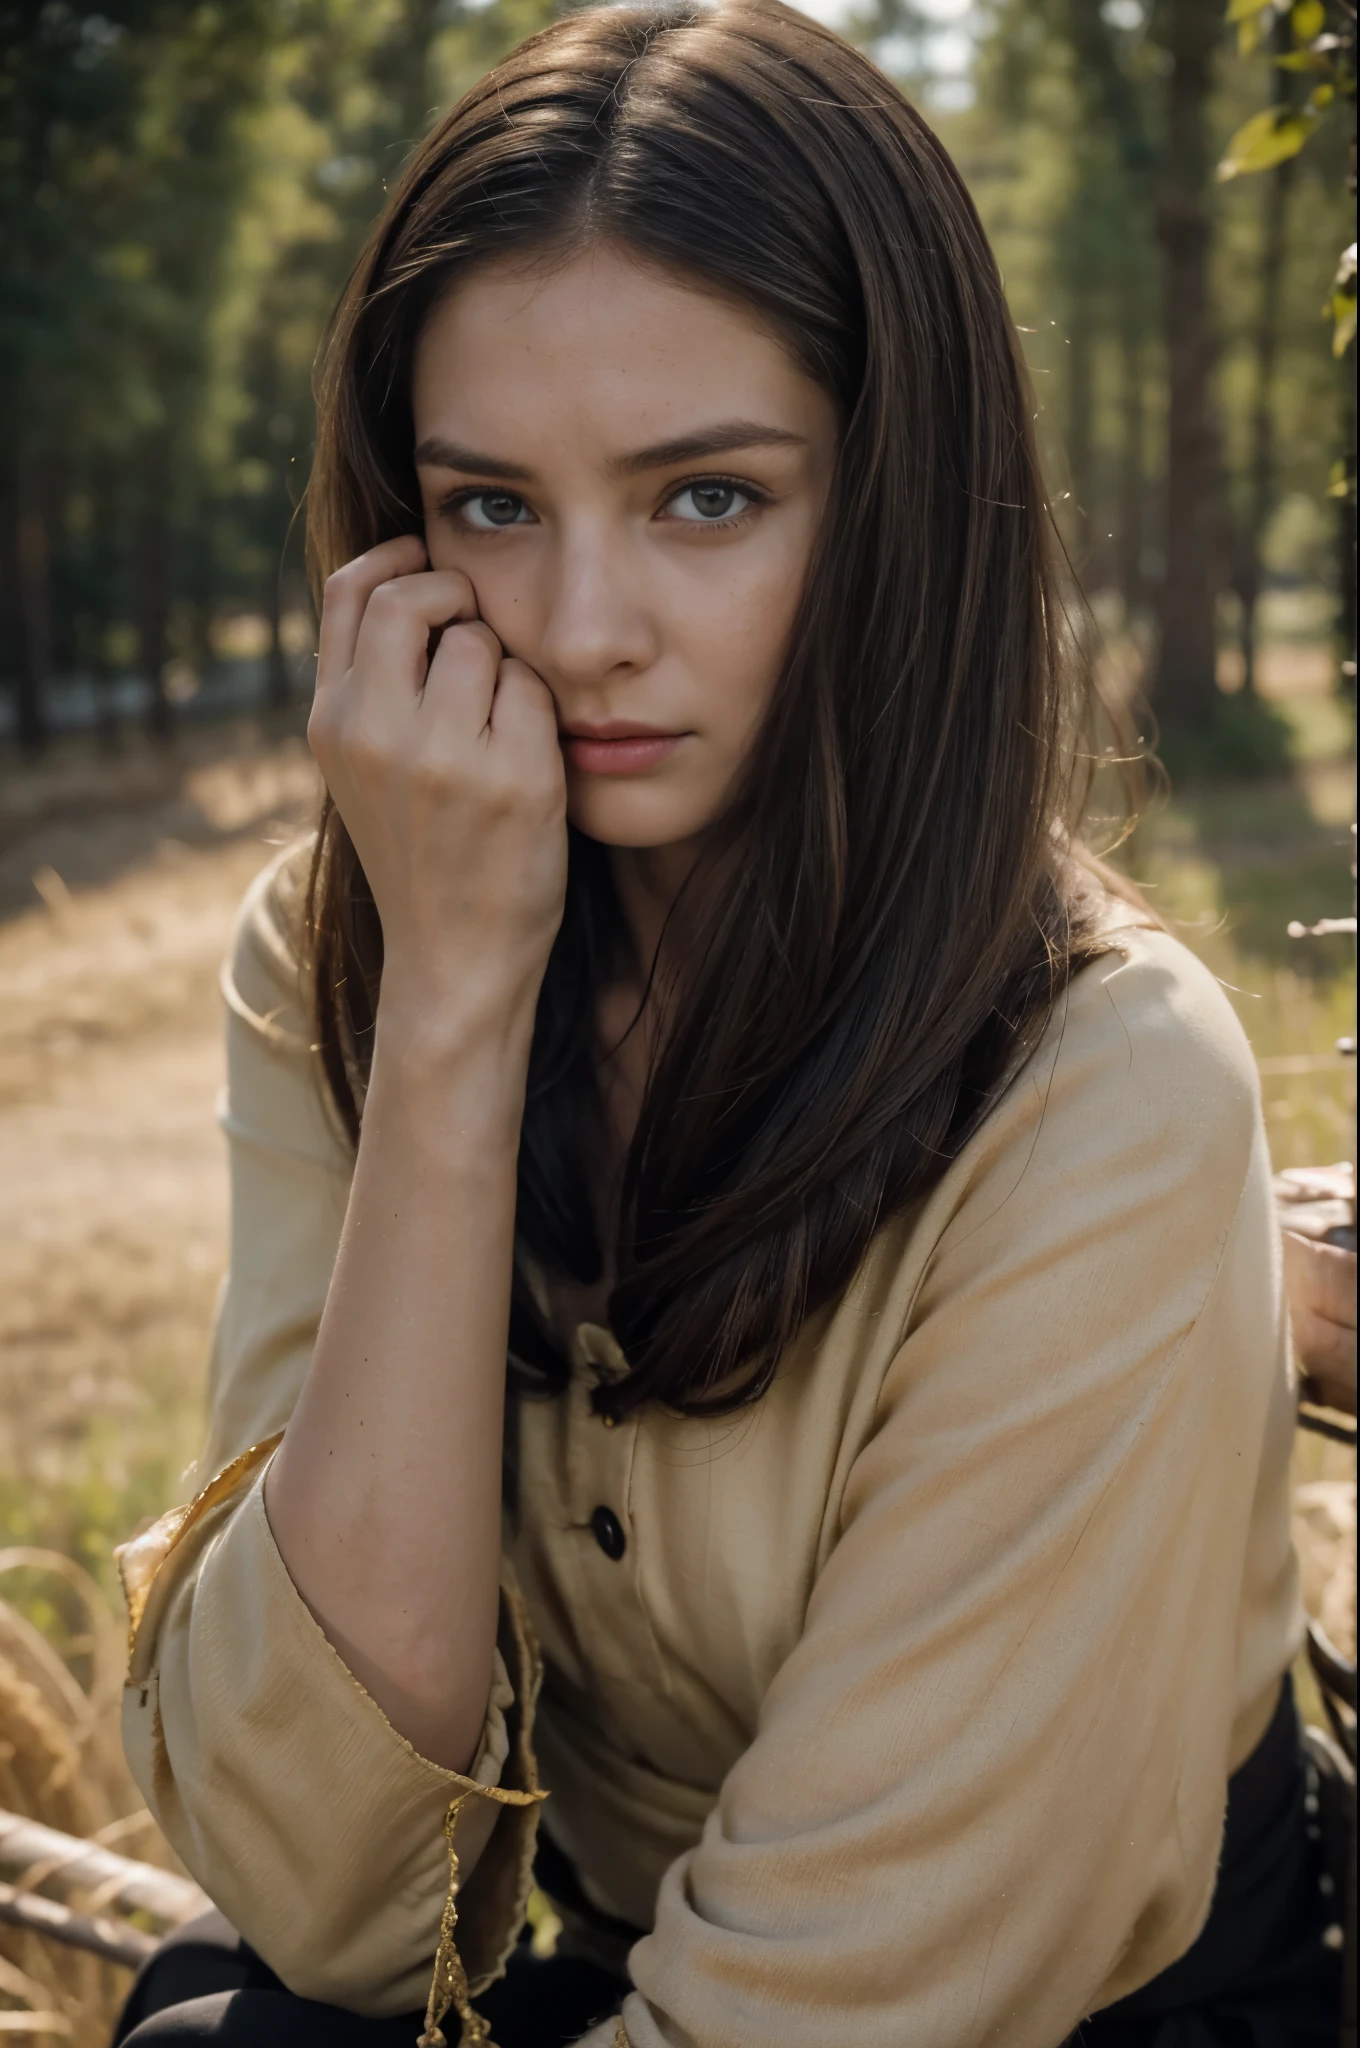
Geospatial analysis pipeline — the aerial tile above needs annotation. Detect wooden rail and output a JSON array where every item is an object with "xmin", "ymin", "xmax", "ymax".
[{"xmin": 0, "ymin": 1808, "xmax": 208, "ymax": 1969}]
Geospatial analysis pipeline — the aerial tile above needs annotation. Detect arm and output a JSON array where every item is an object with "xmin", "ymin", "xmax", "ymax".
[
  {"xmin": 263, "ymin": 534, "xmax": 567, "ymax": 1773},
  {"xmin": 122, "ymin": 823, "xmax": 548, "ymax": 2016}
]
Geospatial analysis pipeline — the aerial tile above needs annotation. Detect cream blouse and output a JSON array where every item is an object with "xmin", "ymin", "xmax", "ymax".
[{"xmin": 120, "ymin": 842, "xmax": 1303, "ymax": 2048}]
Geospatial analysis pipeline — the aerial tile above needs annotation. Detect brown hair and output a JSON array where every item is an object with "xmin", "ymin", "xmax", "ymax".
[{"xmin": 305, "ymin": 0, "xmax": 1120, "ymax": 1419}]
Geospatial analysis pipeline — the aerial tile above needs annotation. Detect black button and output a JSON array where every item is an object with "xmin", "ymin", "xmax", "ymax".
[{"xmin": 590, "ymin": 1505, "xmax": 626, "ymax": 1561}]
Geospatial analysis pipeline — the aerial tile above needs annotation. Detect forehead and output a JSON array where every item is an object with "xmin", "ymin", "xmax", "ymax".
[{"xmin": 410, "ymin": 242, "xmax": 822, "ymax": 452}]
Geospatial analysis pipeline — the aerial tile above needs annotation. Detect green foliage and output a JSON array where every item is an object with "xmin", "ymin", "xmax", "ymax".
[
  {"xmin": 1217, "ymin": 102, "xmax": 1320, "ymax": 175},
  {"xmin": 1155, "ymin": 688, "xmax": 1297, "ymax": 782},
  {"xmin": 2, "ymin": 0, "xmax": 1354, "ymax": 749},
  {"xmin": 0, "ymin": 0, "xmax": 556, "ymax": 731},
  {"xmin": 1217, "ymin": 0, "xmax": 1356, "ymax": 360},
  {"xmin": 1324, "ymin": 240, "xmax": 1357, "ymax": 358}
]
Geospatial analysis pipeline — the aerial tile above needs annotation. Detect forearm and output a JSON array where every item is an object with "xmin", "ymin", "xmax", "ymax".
[{"xmin": 264, "ymin": 1007, "xmax": 528, "ymax": 1772}]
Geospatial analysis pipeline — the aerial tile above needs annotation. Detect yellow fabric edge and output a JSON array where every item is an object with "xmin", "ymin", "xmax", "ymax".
[
  {"xmin": 116, "ymin": 1433, "xmax": 284, "ymax": 1663},
  {"xmin": 118, "ymin": 1435, "xmax": 548, "ymax": 2048},
  {"xmin": 422, "ymin": 1568, "xmax": 549, "ymax": 2045}
]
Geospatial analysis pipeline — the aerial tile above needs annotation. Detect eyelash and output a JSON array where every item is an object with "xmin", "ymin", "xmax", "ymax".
[{"xmin": 437, "ymin": 473, "xmax": 770, "ymax": 533}]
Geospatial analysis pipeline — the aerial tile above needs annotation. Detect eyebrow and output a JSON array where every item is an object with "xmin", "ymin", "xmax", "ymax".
[{"xmin": 412, "ymin": 420, "xmax": 807, "ymax": 482}]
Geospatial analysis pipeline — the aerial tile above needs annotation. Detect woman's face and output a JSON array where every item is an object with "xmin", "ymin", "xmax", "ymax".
[{"xmin": 411, "ymin": 241, "xmax": 838, "ymax": 852}]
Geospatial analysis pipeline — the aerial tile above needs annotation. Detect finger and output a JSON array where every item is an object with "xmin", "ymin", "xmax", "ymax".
[
  {"xmin": 422, "ymin": 620, "xmax": 504, "ymax": 733},
  {"xmin": 1296, "ymin": 1308, "xmax": 1357, "ymax": 1412},
  {"xmin": 486, "ymin": 660, "xmax": 563, "ymax": 784},
  {"xmin": 317, "ymin": 535, "xmax": 427, "ymax": 686},
  {"xmin": 487, "ymin": 658, "xmax": 558, "ymax": 742},
  {"xmin": 351, "ymin": 568, "xmax": 481, "ymax": 702},
  {"xmin": 1284, "ymin": 1231, "xmax": 1358, "ymax": 1332}
]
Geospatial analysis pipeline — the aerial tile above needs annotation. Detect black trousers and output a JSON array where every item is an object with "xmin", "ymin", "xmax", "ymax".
[
  {"xmin": 114, "ymin": 1679, "xmax": 1341, "ymax": 2047},
  {"xmin": 112, "ymin": 1926, "xmax": 624, "ymax": 2047}
]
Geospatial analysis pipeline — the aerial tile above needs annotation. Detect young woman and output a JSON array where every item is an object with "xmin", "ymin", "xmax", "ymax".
[{"xmin": 114, "ymin": 5, "xmax": 1340, "ymax": 2045}]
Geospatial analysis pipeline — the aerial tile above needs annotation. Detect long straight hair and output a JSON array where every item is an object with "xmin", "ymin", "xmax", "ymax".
[{"xmin": 305, "ymin": 0, "xmax": 1118, "ymax": 1420}]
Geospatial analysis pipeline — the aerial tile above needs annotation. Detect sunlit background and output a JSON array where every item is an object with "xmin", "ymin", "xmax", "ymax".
[{"xmin": 0, "ymin": 3, "xmax": 1354, "ymax": 2038}]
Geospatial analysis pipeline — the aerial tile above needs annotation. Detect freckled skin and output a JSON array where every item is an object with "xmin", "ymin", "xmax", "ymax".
[{"xmin": 412, "ymin": 241, "xmax": 838, "ymax": 867}]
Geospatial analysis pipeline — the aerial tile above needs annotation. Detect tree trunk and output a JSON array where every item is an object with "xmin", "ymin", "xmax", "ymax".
[
  {"xmin": 137, "ymin": 440, "xmax": 173, "ymax": 743},
  {"xmin": 14, "ymin": 470, "xmax": 52, "ymax": 757},
  {"xmin": 1066, "ymin": 284, "xmax": 1095, "ymax": 575},
  {"xmin": 390, "ymin": 0, "xmax": 441, "ymax": 152},
  {"xmin": 1339, "ymin": 364, "xmax": 1357, "ymax": 704},
  {"xmin": 1234, "ymin": 154, "xmax": 1292, "ymax": 700},
  {"xmin": 265, "ymin": 563, "xmax": 290, "ymax": 708},
  {"xmin": 1152, "ymin": 0, "xmax": 1225, "ymax": 733},
  {"xmin": 1117, "ymin": 313, "xmax": 1146, "ymax": 625},
  {"xmin": 1235, "ymin": 13, "xmax": 1299, "ymax": 701}
]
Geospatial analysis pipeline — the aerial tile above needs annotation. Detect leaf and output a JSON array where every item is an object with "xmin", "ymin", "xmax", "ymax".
[
  {"xmin": 1327, "ymin": 252, "xmax": 1358, "ymax": 355},
  {"xmin": 1274, "ymin": 48, "xmax": 1331, "ymax": 68},
  {"xmin": 1239, "ymin": 14, "xmax": 1264, "ymax": 53},
  {"xmin": 1226, "ymin": 0, "xmax": 1275, "ymax": 21},
  {"xmin": 1291, "ymin": 0, "xmax": 1325, "ymax": 41},
  {"xmin": 1326, "ymin": 459, "xmax": 1355, "ymax": 499},
  {"xmin": 1307, "ymin": 80, "xmax": 1335, "ymax": 107},
  {"xmin": 1216, "ymin": 106, "xmax": 1316, "ymax": 178}
]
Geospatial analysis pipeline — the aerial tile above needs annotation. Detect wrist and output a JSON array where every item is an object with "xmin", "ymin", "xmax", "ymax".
[{"xmin": 368, "ymin": 991, "xmax": 534, "ymax": 1142}]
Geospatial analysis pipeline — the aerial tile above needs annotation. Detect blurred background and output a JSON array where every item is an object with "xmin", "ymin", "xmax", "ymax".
[{"xmin": 0, "ymin": 1, "xmax": 1355, "ymax": 2038}]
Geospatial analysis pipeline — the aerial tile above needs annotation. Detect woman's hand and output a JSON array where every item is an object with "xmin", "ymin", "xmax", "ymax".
[
  {"xmin": 1275, "ymin": 1164, "xmax": 1357, "ymax": 1417},
  {"xmin": 268, "ymin": 537, "xmax": 564, "ymax": 1770},
  {"xmin": 308, "ymin": 534, "xmax": 567, "ymax": 1048}
]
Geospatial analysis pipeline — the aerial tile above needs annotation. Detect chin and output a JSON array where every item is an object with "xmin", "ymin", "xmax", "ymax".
[{"xmin": 566, "ymin": 783, "xmax": 714, "ymax": 850}]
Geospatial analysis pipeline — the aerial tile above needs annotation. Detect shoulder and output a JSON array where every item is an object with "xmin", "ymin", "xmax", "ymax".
[
  {"xmin": 1004, "ymin": 914, "xmax": 1261, "ymax": 1191},
  {"xmin": 1071, "ymin": 912, "xmax": 1258, "ymax": 1117},
  {"xmin": 218, "ymin": 834, "xmax": 353, "ymax": 1170},
  {"xmin": 906, "ymin": 916, "xmax": 1268, "ymax": 1308},
  {"xmin": 224, "ymin": 835, "xmax": 317, "ymax": 1049}
]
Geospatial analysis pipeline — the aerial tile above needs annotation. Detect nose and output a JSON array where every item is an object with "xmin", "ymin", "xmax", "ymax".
[{"xmin": 536, "ymin": 517, "xmax": 658, "ymax": 695}]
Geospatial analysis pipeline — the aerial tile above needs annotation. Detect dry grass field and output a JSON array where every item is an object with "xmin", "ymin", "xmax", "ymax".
[{"xmin": 0, "ymin": 683, "xmax": 1353, "ymax": 2040}]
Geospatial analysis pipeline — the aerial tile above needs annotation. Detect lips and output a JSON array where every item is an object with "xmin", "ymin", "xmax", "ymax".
[{"xmin": 560, "ymin": 725, "xmax": 687, "ymax": 775}]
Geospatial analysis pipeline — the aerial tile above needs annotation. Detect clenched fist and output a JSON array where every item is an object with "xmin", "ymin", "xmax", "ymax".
[{"xmin": 308, "ymin": 535, "xmax": 568, "ymax": 1050}]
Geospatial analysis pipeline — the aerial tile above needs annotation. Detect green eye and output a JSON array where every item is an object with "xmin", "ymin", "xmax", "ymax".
[
  {"xmin": 461, "ymin": 491, "xmax": 529, "ymax": 529},
  {"xmin": 669, "ymin": 482, "xmax": 752, "ymax": 522}
]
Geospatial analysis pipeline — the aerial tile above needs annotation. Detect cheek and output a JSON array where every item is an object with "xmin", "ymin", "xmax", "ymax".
[
  {"xmin": 423, "ymin": 522, "xmax": 543, "ymax": 653},
  {"xmin": 674, "ymin": 539, "xmax": 806, "ymax": 744}
]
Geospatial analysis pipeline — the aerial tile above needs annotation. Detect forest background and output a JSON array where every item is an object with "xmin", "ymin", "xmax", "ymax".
[
  {"xmin": 0, "ymin": 2, "xmax": 1356, "ymax": 2037},
  {"xmin": 2, "ymin": 0, "xmax": 1357, "ymax": 755}
]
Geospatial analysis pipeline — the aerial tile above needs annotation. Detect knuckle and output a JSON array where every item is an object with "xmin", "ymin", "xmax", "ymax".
[
  {"xmin": 343, "ymin": 722, "xmax": 392, "ymax": 777},
  {"xmin": 409, "ymin": 750, "xmax": 452, "ymax": 796},
  {"xmin": 410, "ymin": 742, "xmax": 471, "ymax": 802},
  {"xmin": 442, "ymin": 620, "xmax": 499, "ymax": 676},
  {"xmin": 1311, "ymin": 1326, "xmax": 1344, "ymax": 1379},
  {"xmin": 467, "ymin": 619, "xmax": 503, "ymax": 662}
]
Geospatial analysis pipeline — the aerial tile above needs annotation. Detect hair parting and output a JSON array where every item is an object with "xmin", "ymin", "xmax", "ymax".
[{"xmin": 304, "ymin": 0, "xmax": 1141, "ymax": 1421}]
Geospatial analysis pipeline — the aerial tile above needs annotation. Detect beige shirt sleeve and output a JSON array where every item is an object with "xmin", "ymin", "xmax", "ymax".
[
  {"xmin": 578, "ymin": 932, "xmax": 1300, "ymax": 2048},
  {"xmin": 120, "ymin": 846, "xmax": 545, "ymax": 2023}
]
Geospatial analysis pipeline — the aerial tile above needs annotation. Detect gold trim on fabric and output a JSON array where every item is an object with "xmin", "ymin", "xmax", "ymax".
[
  {"xmin": 420, "ymin": 1565, "xmax": 548, "ymax": 2041},
  {"xmin": 119, "ymin": 1432, "xmax": 550, "ymax": 2046},
  {"xmin": 418, "ymin": 1779, "xmax": 548, "ymax": 2048},
  {"xmin": 612, "ymin": 2021, "xmax": 630, "ymax": 2047},
  {"xmin": 115, "ymin": 1434, "xmax": 284, "ymax": 1660}
]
